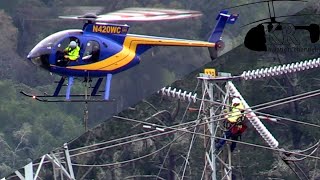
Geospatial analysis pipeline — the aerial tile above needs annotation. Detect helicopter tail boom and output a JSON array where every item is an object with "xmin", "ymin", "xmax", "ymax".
[
  {"xmin": 124, "ymin": 34, "xmax": 215, "ymax": 56},
  {"xmin": 208, "ymin": 11, "xmax": 238, "ymax": 43},
  {"xmin": 127, "ymin": 34, "xmax": 215, "ymax": 47},
  {"xmin": 126, "ymin": 11, "xmax": 238, "ymax": 59},
  {"xmin": 208, "ymin": 11, "xmax": 239, "ymax": 60}
]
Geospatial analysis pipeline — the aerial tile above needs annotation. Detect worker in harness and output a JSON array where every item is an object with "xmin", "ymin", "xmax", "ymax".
[
  {"xmin": 215, "ymin": 97, "xmax": 247, "ymax": 152},
  {"xmin": 64, "ymin": 41, "xmax": 80, "ymax": 61}
]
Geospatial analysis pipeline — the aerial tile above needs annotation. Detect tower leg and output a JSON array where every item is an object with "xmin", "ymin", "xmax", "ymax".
[
  {"xmin": 64, "ymin": 143, "xmax": 75, "ymax": 179},
  {"xmin": 25, "ymin": 162, "xmax": 33, "ymax": 180}
]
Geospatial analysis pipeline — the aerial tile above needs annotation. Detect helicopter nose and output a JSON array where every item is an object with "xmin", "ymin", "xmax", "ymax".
[
  {"xmin": 27, "ymin": 49, "xmax": 51, "ymax": 70},
  {"xmin": 27, "ymin": 53, "xmax": 36, "ymax": 63}
]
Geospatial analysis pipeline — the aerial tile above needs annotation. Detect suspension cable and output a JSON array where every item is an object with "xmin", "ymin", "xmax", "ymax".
[
  {"xmin": 70, "ymin": 88, "xmax": 319, "ymax": 158},
  {"xmin": 69, "ymin": 89, "xmax": 320, "ymax": 155},
  {"xmin": 71, "ymin": 126, "xmax": 320, "ymax": 163},
  {"xmin": 72, "ymin": 130, "xmax": 188, "ymax": 167}
]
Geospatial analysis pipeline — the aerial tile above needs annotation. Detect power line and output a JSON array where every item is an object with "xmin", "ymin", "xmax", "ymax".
[
  {"xmin": 199, "ymin": 88, "xmax": 320, "ymax": 117},
  {"xmin": 69, "ymin": 111, "xmax": 320, "ymax": 168},
  {"xmin": 180, "ymin": 118, "xmax": 202, "ymax": 179},
  {"xmin": 255, "ymin": 111, "xmax": 320, "ymax": 129},
  {"xmin": 69, "ymin": 126, "xmax": 164, "ymax": 153},
  {"xmin": 199, "ymin": 89, "xmax": 320, "ymax": 129},
  {"xmin": 41, "ymin": 101, "xmax": 320, "ymax": 178},
  {"xmin": 70, "ymin": 88, "xmax": 320, "ymax": 157},
  {"xmin": 156, "ymin": 139, "xmax": 175, "ymax": 178},
  {"xmin": 171, "ymin": 129, "xmax": 320, "ymax": 161},
  {"xmin": 70, "ymin": 114, "xmax": 210, "ymax": 158},
  {"xmin": 66, "ymin": 77, "xmax": 320, "ymax": 178},
  {"xmin": 72, "ymin": 126, "xmax": 320, "ymax": 166},
  {"xmin": 106, "ymin": 97, "xmax": 320, "ymax": 159},
  {"xmin": 70, "ymin": 128, "xmax": 179, "ymax": 157},
  {"xmin": 180, "ymin": 79, "xmax": 201, "ymax": 124},
  {"xmin": 72, "ymin": 130, "xmax": 188, "ymax": 167},
  {"xmin": 155, "ymin": 80, "xmax": 202, "ymax": 178},
  {"xmin": 251, "ymin": 89, "xmax": 320, "ymax": 112},
  {"xmin": 61, "ymin": 86, "xmax": 320, "ymax": 176},
  {"xmin": 116, "ymin": 89, "xmax": 320, "ymax": 134},
  {"xmin": 68, "ymin": 120, "xmax": 320, "ymax": 170},
  {"xmin": 69, "ymin": 93, "xmax": 204, "ymax": 154},
  {"xmin": 181, "ymin": 84, "xmax": 207, "ymax": 179}
]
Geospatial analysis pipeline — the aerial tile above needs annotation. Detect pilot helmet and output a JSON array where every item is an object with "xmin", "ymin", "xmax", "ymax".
[{"xmin": 69, "ymin": 41, "xmax": 77, "ymax": 48}]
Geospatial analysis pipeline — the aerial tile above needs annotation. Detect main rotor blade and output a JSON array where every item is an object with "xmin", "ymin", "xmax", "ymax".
[
  {"xmin": 241, "ymin": 13, "xmax": 320, "ymax": 27},
  {"xmin": 225, "ymin": 0, "xmax": 307, "ymax": 9},
  {"xmin": 96, "ymin": 8, "xmax": 202, "ymax": 22},
  {"xmin": 62, "ymin": 6, "xmax": 104, "ymax": 16},
  {"xmin": 59, "ymin": 8, "xmax": 202, "ymax": 22}
]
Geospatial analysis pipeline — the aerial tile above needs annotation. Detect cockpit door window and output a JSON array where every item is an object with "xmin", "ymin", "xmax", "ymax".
[
  {"xmin": 82, "ymin": 40, "xmax": 100, "ymax": 63},
  {"xmin": 55, "ymin": 36, "xmax": 81, "ymax": 66}
]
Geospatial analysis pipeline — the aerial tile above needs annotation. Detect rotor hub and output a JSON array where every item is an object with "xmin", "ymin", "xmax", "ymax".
[{"xmin": 81, "ymin": 13, "xmax": 98, "ymax": 19}]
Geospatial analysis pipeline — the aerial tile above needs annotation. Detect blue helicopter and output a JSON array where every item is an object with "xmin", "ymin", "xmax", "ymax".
[{"xmin": 22, "ymin": 8, "xmax": 238, "ymax": 102}]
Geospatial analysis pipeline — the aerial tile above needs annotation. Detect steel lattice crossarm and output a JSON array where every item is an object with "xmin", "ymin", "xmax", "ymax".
[
  {"xmin": 227, "ymin": 81, "xmax": 279, "ymax": 148},
  {"xmin": 241, "ymin": 57, "xmax": 320, "ymax": 80}
]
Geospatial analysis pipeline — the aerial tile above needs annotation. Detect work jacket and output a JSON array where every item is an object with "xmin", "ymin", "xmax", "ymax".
[{"xmin": 65, "ymin": 46, "xmax": 80, "ymax": 61}]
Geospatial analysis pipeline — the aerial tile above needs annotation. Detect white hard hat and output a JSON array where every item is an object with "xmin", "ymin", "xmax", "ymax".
[
  {"xmin": 69, "ymin": 41, "xmax": 77, "ymax": 48},
  {"xmin": 232, "ymin": 97, "xmax": 241, "ymax": 105}
]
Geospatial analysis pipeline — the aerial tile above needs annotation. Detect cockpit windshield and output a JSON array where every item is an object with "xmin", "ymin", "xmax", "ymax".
[{"xmin": 29, "ymin": 30, "xmax": 83, "ymax": 55}]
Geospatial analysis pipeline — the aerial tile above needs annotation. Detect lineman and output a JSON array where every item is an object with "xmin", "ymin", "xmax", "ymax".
[
  {"xmin": 215, "ymin": 97, "xmax": 247, "ymax": 152},
  {"xmin": 64, "ymin": 41, "xmax": 80, "ymax": 61}
]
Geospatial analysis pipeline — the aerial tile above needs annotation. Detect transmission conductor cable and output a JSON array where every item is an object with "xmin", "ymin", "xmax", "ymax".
[
  {"xmin": 29, "ymin": 89, "xmax": 320, "ymax": 171},
  {"xmin": 71, "ymin": 124, "xmax": 320, "ymax": 167},
  {"xmin": 70, "ymin": 87, "xmax": 320, "ymax": 156},
  {"xmin": 70, "ymin": 87, "xmax": 319, "ymax": 158}
]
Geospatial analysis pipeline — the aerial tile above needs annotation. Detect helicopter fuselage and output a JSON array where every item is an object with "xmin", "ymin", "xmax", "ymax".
[
  {"xmin": 27, "ymin": 22, "xmax": 216, "ymax": 77},
  {"xmin": 22, "ymin": 10, "xmax": 238, "ymax": 102}
]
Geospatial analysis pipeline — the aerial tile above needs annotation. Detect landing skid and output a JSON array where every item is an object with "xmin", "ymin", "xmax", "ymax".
[
  {"xmin": 21, "ymin": 75, "xmax": 114, "ymax": 131},
  {"xmin": 21, "ymin": 74, "xmax": 114, "ymax": 103},
  {"xmin": 20, "ymin": 91, "xmax": 114, "ymax": 102}
]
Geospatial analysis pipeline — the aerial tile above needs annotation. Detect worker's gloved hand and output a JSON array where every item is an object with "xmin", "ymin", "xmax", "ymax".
[
  {"xmin": 235, "ymin": 116, "xmax": 245, "ymax": 125},
  {"xmin": 223, "ymin": 109, "xmax": 228, "ymax": 118}
]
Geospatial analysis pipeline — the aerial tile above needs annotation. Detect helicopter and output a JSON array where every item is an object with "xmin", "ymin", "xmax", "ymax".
[
  {"xmin": 226, "ymin": 0, "xmax": 320, "ymax": 51},
  {"xmin": 21, "ymin": 8, "xmax": 238, "ymax": 102}
]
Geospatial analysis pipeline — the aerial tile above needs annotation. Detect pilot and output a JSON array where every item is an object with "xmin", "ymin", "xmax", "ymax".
[
  {"xmin": 82, "ymin": 44, "xmax": 100, "ymax": 63},
  {"xmin": 64, "ymin": 41, "xmax": 80, "ymax": 61},
  {"xmin": 91, "ymin": 45, "xmax": 100, "ymax": 62}
]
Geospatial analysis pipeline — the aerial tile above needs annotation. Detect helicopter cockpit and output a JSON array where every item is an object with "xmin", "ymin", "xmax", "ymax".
[{"xmin": 27, "ymin": 29, "xmax": 101, "ymax": 69}]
